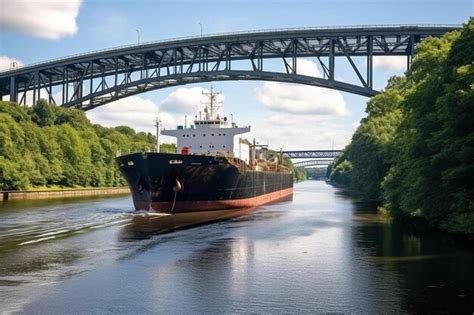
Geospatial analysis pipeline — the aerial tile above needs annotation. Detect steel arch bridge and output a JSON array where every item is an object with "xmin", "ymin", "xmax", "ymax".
[
  {"xmin": 282, "ymin": 150, "xmax": 342, "ymax": 159},
  {"xmin": 0, "ymin": 25, "xmax": 458, "ymax": 111},
  {"xmin": 294, "ymin": 159, "xmax": 334, "ymax": 168}
]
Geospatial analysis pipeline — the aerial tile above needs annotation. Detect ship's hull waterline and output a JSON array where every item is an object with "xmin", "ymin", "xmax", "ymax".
[{"xmin": 117, "ymin": 152, "xmax": 294, "ymax": 213}]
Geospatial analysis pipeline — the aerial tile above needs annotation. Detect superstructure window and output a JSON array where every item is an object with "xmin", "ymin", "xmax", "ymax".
[{"xmin": 212, "ymin": 133, "xmax": 214, "ymax": 136}]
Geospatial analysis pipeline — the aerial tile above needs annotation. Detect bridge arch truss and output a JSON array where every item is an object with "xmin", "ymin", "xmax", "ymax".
[
  {"xmin": 293, "ymin": 159, "xmax": 334, "ymax": 168},
  {"xmin": 283, "ymin": 150, "xmax": 342, "ymax": 159},
  {"xmin": 0, "ymin": 25, "xmax": 458, "ymax": 110}
]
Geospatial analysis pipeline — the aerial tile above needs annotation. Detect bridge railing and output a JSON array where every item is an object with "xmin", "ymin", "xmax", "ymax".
[{"xmin": 0, "ymin": 24, "xmax": 460, "ymax": 74}]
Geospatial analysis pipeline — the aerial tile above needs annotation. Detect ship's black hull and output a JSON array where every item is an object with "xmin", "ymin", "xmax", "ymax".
[{"xmin": 116, "ymin": 152, "xmax": 293, "ymax": 213}]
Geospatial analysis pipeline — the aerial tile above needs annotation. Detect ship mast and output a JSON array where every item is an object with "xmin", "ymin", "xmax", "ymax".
[
  {"xmin": 154, "ymin": 117, "xmax": 161, "ymax": 152},
  {"xmin": 201, "ymin": 86, "xmax": 222, "ymax": 120}
]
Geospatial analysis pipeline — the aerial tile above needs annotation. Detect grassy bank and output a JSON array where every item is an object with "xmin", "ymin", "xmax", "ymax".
[{"xmin": 1, "ymin": 187, "xmax": 130, "ymax": 201}]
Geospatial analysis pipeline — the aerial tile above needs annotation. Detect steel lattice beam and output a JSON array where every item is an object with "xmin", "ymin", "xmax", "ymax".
[
  {"xmin": 0, "ymin": 25, "xmax": 459, "ymax": 110},
  {"xmin": 293, "ymin": 159, "xmax": 334, "ymax": 167},
  {"xmin": 282, "ymin": 150, "xmax": 342, "ymax": 158}
]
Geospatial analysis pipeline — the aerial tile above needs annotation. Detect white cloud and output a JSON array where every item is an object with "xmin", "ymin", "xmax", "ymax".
[
  {"xmin": 242, "ymin": 113, "xmax": 352, "ymax": 151},
  {"xmin": 86, "ymin": 95, "xmax": 175, "ymax": 135},
  {"xmin": 372, "ymin": 56, "xmax": 407, "ymax": 71},
  {"xmin": 0, "ymin": 56, "xmax": 23, "ymax": 71},
  {"xmin": 295, "ymin": 58, "xmax": 322, "ymax": 76},
  {"xmin": 246, "ymin": 59, "xmax": 354, "ymax": 150},
  {"xmin": 160, "ymin": 87, "xmax": 225, "ymax": 116},
  {"xmin": 254, "ymin": 59, "xmax": 349, "ymax": 116},
  {"xmin": 0, "ymin": 0, "xmax": 82, "ymax": 39}
]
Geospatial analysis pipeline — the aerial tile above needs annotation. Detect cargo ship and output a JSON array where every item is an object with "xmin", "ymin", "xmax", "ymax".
[{"xmin": 116, "ymin": 88, "xmax": 293, "ymax": 213}]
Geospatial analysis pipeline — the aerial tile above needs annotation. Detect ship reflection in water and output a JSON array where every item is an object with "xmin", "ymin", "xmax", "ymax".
[
  {"xmin": 122, "ymin": 195, "xmax": 294, "ymax": 240},
  {"xmin": 122, "ymin": 208, "xmax": 254, "ymax": 240}
]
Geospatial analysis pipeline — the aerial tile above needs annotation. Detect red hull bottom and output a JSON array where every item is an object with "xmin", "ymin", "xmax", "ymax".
[{"xmin": 134, "ymin": 187, "xmax": 294, "ymax": 213}]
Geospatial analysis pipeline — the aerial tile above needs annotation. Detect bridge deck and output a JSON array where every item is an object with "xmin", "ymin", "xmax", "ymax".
[{"xmin": 0, "ymin": 25, "xmax": 460, "ymax": 110}]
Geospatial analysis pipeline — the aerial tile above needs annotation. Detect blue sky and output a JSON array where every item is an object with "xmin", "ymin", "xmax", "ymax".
[{"xmin": 0, "ymin": 0, "xmax": 472, "ymax": 150}]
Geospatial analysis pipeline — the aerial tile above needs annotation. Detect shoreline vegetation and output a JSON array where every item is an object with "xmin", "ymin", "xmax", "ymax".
[
  {"xmin": 0, "ymin": 99, "xmax": 306, "ymax": 194},
  {"xmin": 0, "ymin": 98, "xmax": 174, "ymax": 191},
  {"xmin": 327, "ymin": 19, "xmax": 473, "ymax": 235}
]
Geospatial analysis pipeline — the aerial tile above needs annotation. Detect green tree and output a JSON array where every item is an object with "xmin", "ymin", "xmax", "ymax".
[
  {"xmin": 327, "ymin": 19, "xmax": 473, "ymax": 234},
  {"xmin": 330, "ymin": 160, "xmax": 352, "ymax": 186},
  {"xmin": 383, "ymin": 20, "xmax": 473, "ymax": 233},
  {"xmin": 0, "ymin": 100, "xmax": 158, "ymax": 190},
  {"xmin": 31, "ymin": 99, "xmax": 57, "ymax": 127}
]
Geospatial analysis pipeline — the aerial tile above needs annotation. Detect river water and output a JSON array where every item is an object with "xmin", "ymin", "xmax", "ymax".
[{"xmin": 0, "ymin": 181, "xmax": 472, "ymax": 313}]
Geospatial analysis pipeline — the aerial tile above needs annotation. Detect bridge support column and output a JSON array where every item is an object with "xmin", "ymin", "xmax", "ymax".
[
  {"xmin": 10, "ymin": 76, "xmax": 18, "ymax": 103},
  {"xmin": 407, "ymin": 35, "xmax": 415, "ymax": 71},
  {"xmin": 367, "ymin": 36, "xmax": 373, "ymax": 89},
  {"xmin": 73, "ymin": 81, "xmax": 83, "ymax": 102},
  {"xmin": 48, "ymin": 76, "xmax": 52, "ymax": 104},
  {"xmin": 329, "ymin": 38, "xmax": 335, "ymax": 81}
]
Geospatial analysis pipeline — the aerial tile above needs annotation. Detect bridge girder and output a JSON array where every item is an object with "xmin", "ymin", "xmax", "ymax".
[
  {"xmin": 283, "ymin": 150, "xmax": 342, "ymax": 159},
  {"xmin": 293, "ymin": 159, "xmax": 334, "ymax": 167},
  {"xmin": 0, "ymin": 25, "xmax": 459, "ymax": 110}
]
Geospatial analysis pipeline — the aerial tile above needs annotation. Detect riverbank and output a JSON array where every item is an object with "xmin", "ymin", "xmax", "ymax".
[
  {"xmin": 1, "ymin": 187, "xmax": 130, "ymax": 201},
  {"xmin": 327, "ymin": 180, "xmax": 474, "ymax": 245}
]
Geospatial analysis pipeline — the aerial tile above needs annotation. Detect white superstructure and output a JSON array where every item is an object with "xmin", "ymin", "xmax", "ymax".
[{"xmin": 161, "ymin": 88, "xmax": 250, "ymax": 160}]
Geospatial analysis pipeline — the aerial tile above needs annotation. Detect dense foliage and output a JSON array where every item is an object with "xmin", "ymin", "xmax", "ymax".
[
  {"xmin": 329, "ymin": 19, "xmax": 473, "ymax": 234},
  {"xmin": 0, "ymin": 100, "xmax": 174, "ymax": 190},
  {"xmin": 283, "ymin": 157, "xmax": 307, "ymax": 182}
]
